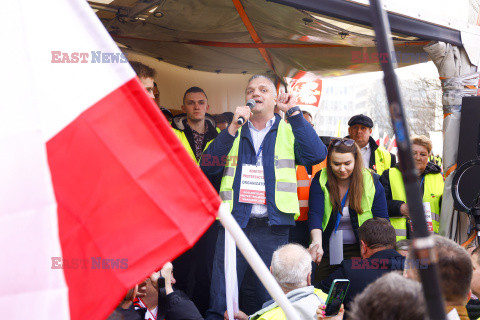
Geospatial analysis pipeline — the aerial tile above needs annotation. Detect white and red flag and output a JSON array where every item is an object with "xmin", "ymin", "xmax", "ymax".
[
  {"xmin": 382, "ymin": 132, "xmax": 390, "ymax": 148},
  {"xmin": 388, "ymin": 135, "xmax": 398, "ymax": 154},
  {"xmin": 0, "ymin": 1, "xmax": 220, "ymax": 320}
]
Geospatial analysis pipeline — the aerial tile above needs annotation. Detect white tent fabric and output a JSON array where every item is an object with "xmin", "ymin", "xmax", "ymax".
[{"xmin": 424, "ymin": 41, "xmax": 479, "ymax": 242}]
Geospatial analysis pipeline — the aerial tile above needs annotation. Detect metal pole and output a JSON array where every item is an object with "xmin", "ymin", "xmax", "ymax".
[{"xmin": 368, "ymin": 0, "xmax": 446, "ymax": 319}]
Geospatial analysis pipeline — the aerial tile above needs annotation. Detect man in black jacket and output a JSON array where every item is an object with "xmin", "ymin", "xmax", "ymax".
[
  {"xmin": 171, "ymin": 86, "xmax": 218, "ymax": 163},
  {"xmin": 316, "ymin": 218, "xmax": 404, "ymax": 310},
  {"xmin": 347, "ymin": 114, "xmax": 396, "ymax": 175},
  {"xmin": 171, "ymin": 87, "xmax": 220, "ymax": 316}
]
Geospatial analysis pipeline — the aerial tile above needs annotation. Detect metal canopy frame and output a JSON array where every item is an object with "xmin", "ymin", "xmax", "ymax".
[{"xmin": 269, "ymin": 0, "xmax": 462, "ymax": 47}]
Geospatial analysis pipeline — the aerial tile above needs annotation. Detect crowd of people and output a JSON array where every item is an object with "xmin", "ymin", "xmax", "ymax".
[{"xmin": 108, "ymin": 61, "xmax": 476, "ymax": 320}]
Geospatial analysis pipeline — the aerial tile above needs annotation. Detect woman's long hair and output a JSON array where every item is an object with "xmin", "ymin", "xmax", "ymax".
[{"xmin": 326, "ymin": 139, "xmax": 365, "ymax": 214}]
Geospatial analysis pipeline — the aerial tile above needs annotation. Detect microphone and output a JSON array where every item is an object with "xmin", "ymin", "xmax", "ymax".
[{"xmin": 237, "ymin": 99, "xmax": 256, "ymax": 125}]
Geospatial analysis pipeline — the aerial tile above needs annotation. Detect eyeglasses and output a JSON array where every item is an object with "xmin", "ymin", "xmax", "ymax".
[{"xmin": 331, "ymin": 138, "xmax": 355, "ymax": 147}]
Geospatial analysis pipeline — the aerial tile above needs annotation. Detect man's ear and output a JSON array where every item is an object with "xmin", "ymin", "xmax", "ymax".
[
  {"xmin": 360, "ymin": 240, "xmax": 366, "ymax": 250},
  {"xmin": 368, "ymin": 128, "xmax": 373, "ymax": 134},
  {"xmin": 181, "ymin": 105, "xmax": 186, "ymax": 113},
  {"xmin": 360, "ymin": 240, "xmax": 367, "ymax": 256},
  {"xmin": 270, "ymin": 266, "xmax": 273, "ymax": 274},
  {"xmin": 307, "ymin": 272, "xmax": 312, "ymax": 286},
  {"xmin": 206, "ymin": 104, "xmax": 210, "ymax": 112}
]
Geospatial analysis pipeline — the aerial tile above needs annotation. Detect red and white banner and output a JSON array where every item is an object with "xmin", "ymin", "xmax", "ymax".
[
  {"xmin": 0, "ymin": 1, "xmax": 220, "ymax": 320},
  {"xmin": 289, "ymin": 71, "xmax": 323, "ymax": 107}
]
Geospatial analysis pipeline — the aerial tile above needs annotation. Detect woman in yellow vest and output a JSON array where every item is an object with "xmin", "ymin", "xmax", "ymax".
[
  {"xmin": 308, "ymin": 138, "xmax": 389, "ymax": 282},
  {"xmin": 380, "ymin": 135, "xmax": 444, "ymax": 241}
]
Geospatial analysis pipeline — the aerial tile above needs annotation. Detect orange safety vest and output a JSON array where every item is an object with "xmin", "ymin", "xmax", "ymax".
[{"xmin": 296, "ymin": 161, "xmax": 326, "ymax": 221}]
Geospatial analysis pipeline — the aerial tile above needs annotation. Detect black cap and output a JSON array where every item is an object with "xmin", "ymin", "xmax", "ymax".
[
  {"xmin": 222, "ymin": 112, "xmax": 234, "ymax": 124},
  {"xmin": 348, "ymin": 114, "xmax": 373, "ymax": 128},
  {"xmin": 160, "ymin": 107, "xmax": 173, "ymax": 118}
]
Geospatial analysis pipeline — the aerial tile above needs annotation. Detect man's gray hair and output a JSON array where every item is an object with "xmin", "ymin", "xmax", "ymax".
[
  {"xmin": 246, "ymin": 75, "xmax": 277, "ymax": 98},
  {"xmin": 271, "ymin": 243, "xmax": 312, "ymax": 291},
  {"xmin": 349, "ymin": 273, "xmax": 427, "ymax": 320},
  {"xmin": 407, "ymin": 235, "xmax": 472, "ymax": 304}
]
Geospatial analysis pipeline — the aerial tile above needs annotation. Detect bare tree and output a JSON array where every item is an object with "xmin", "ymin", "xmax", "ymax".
[{"xmin": 368, "ymin": 76, "xmax": 442, "ymax": 137}]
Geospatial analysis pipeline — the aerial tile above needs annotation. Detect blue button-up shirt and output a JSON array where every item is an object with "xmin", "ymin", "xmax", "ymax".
[{"xmin": 247, "ymin": 116, "xmax": 275, "ymax": 217}]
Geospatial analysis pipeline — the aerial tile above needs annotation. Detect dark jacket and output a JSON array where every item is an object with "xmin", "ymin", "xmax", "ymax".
[
  {"xmin": 346, "ymin": 136, "xmax": 397, "ymax": 172},
  {"xmin": 316, "ymin": 249, "xmax": 405, "ymax": 309},
  {"xmin": 118, "ymin": 287, "xmax": 203, "ymax": 320},
  {"xmin": 171, "ymin": 113, "xmax": 218, "ymax": 160},
  {"xmin": 366, "ymin": 136, "xmax": 396, "ymax": 171},
  {"xmin": 308, "ymin": 170, "xmax": 389, "ymax": 250},
  {"xmin": 158, "ymin": 290, "xmax": 203, "ymax": 320},
  {"xmin": 201, "ymin": 113, "xmax": 327, "ymax": 228},
  {"xmin": 466, "ymin": 298, "xmax": 480, "ymax": 320},
  {"xmin": 380, "ymin": 162, "xmax": 442, "ymax": 217},
  {"xmin": 172, "ymin": 113, "xmax": 220, "ymax": 190}
]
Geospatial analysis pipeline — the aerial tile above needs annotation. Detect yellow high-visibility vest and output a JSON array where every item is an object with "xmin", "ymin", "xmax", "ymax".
[
  {"xmin": 373, "ymin": 147, "xmax": 392, "ymax": 175},
  {"xmin": 172, "ymin": 128, "xmax": 219, "ymax": 164},
  {"xmin": 318, "ymin": 168, "xmax": 376, "ymax": 230},
  {"xmin": 219, "ymin": 121, "xmax": 299, "ymax": 219},
  {"xmin": 253, "ymin": 288, "xmax": 328, "ymax": 320},
  {"xmin": 389, "ymin": 168, "xmax": 444, "ymax": 241}
]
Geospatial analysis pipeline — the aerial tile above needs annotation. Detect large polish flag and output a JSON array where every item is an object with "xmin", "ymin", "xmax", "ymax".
[{"xmin": 0, "ymin": 1, "xmax": 220, "ymax": 319}]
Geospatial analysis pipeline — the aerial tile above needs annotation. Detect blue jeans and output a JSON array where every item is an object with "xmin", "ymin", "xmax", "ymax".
[{"xmin": 205, "ymin": 220, "xmax": 290, "ymax": 320}]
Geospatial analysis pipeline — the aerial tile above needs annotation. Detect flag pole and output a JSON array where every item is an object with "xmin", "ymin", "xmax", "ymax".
[
  {"xmin": 368, "ymin": 0, "xmax": 447, "ymax": 319},
  {"xmin": 217, "ymin": 202, "xmax": 301, "ymax": 320}
]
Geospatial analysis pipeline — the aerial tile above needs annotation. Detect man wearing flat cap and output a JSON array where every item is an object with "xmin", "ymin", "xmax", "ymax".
[{"xmin": 347, "ymin": 114, "xmax": 396, "ymax": 175}]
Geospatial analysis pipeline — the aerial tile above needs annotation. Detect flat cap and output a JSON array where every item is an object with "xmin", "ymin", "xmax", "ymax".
[
  {"xmin": 160, "ymin": 107, "xmax": 173, "ymax": 118},
  {"xmin": 348, "ymin": 114, "xmax": 373, "ymax": 128}
]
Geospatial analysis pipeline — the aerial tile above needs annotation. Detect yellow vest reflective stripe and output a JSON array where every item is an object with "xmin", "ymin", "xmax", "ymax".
[
  {"xmin": 374, "ymin": 147, "xmax": 392, "ymax": 175},
  {"xmin": 319, "ymin": 168, "xmax": 375, "ymax": 231},
  {"xmin": 172, "ymin": 128, "xmax": 217, "ymax": 164},
  {"xmin": 389, "ymin": 168, "xmax": 444, "ymax": 240},
  {"xmin": 219, "ymin": 121, "xmax": 299, "ymax": 218},
  {"xmin": 255, "ymin": 288, "xmax": 328, "ymax": 320}
]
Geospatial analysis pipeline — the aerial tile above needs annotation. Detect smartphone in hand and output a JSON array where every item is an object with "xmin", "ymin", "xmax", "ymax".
[{"xmin": 325, "ymin": 279, "xmax": 350, "ymax": 316}]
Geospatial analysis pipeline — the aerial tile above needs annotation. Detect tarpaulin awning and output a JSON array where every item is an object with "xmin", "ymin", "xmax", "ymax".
[{"xmin": 92, "ymin": 0, "xmax": 457, "ymax": 77}]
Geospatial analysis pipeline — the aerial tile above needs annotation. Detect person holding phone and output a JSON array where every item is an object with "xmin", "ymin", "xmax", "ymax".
[
  {"xmin": 308, "ymin": 138, "xmax": 388, "ymax": 282},
  {"xmin": 224, "ymin": 244, "xmax": 327, "ymax": 320},
  {"xmin": 316, "ymin": 273, "xmax": 427, "ymax": 320}
]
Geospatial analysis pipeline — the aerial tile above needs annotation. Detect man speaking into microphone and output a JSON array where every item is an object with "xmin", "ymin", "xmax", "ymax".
[{"xmin": 201, "ymin": 75, "xmax": 327, "ymax": 320}]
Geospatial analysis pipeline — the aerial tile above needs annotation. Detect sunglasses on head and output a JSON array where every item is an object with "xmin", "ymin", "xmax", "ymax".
[{"xmin": 331, "ymin": 138, "xmax": 355, "ymax": 147}]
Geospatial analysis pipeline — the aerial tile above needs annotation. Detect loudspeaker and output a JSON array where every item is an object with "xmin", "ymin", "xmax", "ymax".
[
  {"xmin": 458, "ymin": 97, "xmax": 480, "ymax": 166},
  {"xmin": 453, "ymin": 96, "xmax": 480, "ymax": 210}
]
